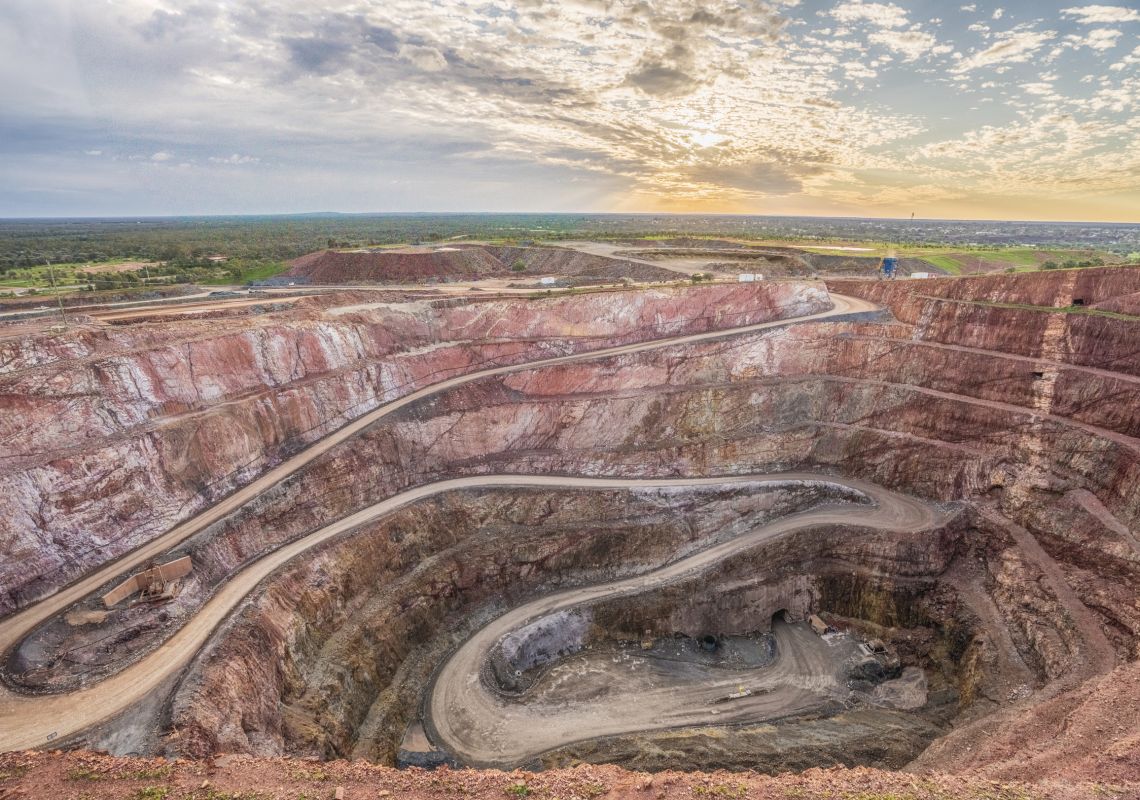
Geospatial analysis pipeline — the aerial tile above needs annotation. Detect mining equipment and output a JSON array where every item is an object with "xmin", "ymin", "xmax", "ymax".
[
  {"xmin": 878, "ymin": 256, "xmax": 899, "ymax": 280},
  {"xmin": 712, "ymin": 686, "xmax": 756, "ymax": 704},
  {"xmin": 101, "ymin": 556, "xmax": 192, "ymax": 607},
  {"xmin": 809, "ymin": 614, "xmax": 836, "ymax": 635}
]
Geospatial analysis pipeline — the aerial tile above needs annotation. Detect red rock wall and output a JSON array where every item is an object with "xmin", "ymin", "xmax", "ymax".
[
  {"xmin": 830, "ymin": 276, "xmax": 1140, "ymax": 377},
  {"xmin": 0, "ymin": 283, "xmax": 829, "ymax": 614},
  {"xmin": 830, "ymin": 265, "xmax": 1140, "ymax": 308}
]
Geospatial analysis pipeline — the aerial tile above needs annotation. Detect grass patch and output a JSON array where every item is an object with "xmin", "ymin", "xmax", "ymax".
[
  {"xmin": 0, "ymin": 766, "xmax": 30, "ymax": 781},
  {"xmin": 195, "ymin": 789, "xmax": 271, "ymax": 800},
  {"xmin": 199, "ymin": 261, "xmax": 288, "ymax": 286},
  {"xmin": 66, "ymin": 766, "xmax": 105, "ymax": 781},
  {"xmin": 287, "ymin": 766, "xmax": 331, "ymax": 783},
  {"xmin": 693, "ymin": 783, "xmax": 748, "ymax": 799},
  {"xmin": 133, "ymin": 786, "xmax": 170, "ymax": 800},
  {"xmin": 505, "ymin": 781, "xmax": 532, "ymax": 797},
  {"xmin": 919, "ymin": 255, "xmax": 963, "ymax": 275}
]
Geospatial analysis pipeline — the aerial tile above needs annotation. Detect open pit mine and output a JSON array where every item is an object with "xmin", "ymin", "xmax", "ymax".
[{"xmin": 2, "ymin": 265, "xmax": 1140, "ymax": 798}]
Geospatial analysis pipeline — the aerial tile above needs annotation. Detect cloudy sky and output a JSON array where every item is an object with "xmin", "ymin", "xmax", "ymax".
[{"xmin": 1, "ymin": 0, "xmax": 1138, "ymax": 220}]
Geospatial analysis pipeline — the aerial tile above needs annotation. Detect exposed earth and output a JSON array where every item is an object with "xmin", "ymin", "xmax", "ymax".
[
  {"xmin": 1, "ymin": 252, "xmax": 1139, "ymax": 799},
  {"xmin": 284, "ymin": 240, "xmax": 934, "ymax": 285}
]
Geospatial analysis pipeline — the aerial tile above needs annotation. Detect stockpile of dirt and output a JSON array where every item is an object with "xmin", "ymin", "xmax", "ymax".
[
  {"xmin": 286, "ymin": 246, "xmax": 677, "ymax": 284},
  {"xmin": 286, "ymin": 247, "xmax": 504, "ymax": 283},
  {"xmin": 490, "ymin": 246, "xmax": 675, "ymax": 282}
]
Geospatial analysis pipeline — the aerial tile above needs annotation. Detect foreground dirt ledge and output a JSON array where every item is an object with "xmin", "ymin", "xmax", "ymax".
[{"xmin": 0, "ymin": 751, "xmax": 1133, "ymax": 800}]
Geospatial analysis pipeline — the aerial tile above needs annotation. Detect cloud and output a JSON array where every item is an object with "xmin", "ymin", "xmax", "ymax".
[
  {"xmin": 397, "ymin": 44, "xmax": 448, "ymax": 72},
  {"xmin": 624, "ymin": 42, "xmax": 702, "ymax": 97},
  {"xmin": 284, "ymin": 36, "xmax": 351, "ymax": 74},
  {"xmin": 208, "ymin": 153, "xmax": 259, "ymax": 165},
  {"xmin": 869, "ymin": 29, "xmax": 940, "ymax": 60},
  {"xmin": 1067, "ymin": 28, "xmax": 1123, "ymax": 49},
  {"xmin": 955, "ymin": 29, "xmax": 1056, "ymax": 71},
  {"xmin": 992, "ymin": 8, "xmax": 1004, "ymax": 19},
  {"xmin": 1061, "ymin": 5, "xmax": 1140, "ymax": 24},
  {"xmin": 827, "ymin": 1, "xmax": 943, "ymax": 61},
  {"xmin": 1110, "ymin": 44, "xmax": 1140, "ymax": 70},
  {"xmin": 688, "ymin": 158, "xmax": 823, "ymax": 195},
  {"xmin": 831, "ymin": 2, "xmax": 908, "ymax": 29},
  {"xmin": 0, "ymin": 0, "xmax": 1135, "ymax": 220},
  {"xmin": 625, "ymin": 61, "xmax": 701, "ymax": 97}
]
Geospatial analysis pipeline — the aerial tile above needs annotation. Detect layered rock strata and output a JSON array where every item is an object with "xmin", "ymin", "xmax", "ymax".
[
  {"xmin": 0, "ymin": 283, "xmax": 825, "ymax": 613},
  {"xmin": 3, "ymin": 268, "xmax": 1139, "ymax": 784}
]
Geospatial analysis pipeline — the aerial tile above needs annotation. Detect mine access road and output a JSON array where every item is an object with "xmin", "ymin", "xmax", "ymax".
[
  {"xmin": 425, "ymin": 477, "xmax": 946, "ymax": 768},
  {"xmin": 0, "ymin": 293, "xmax": 880, "ymax": 752}
]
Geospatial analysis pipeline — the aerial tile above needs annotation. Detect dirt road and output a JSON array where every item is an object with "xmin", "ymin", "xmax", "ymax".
[
  {"xmin": 425, "ymin": 479, "xmax": 945, "ymax": 767},
  {"xmin": 0, "ymin": 473, "xmax": 939, "ymax": 752},
  {"xmin": 88, "ymin": 295, "xmax": 312, "ymax": 322},
  {"xmin": 0, "ymin": 294, "xmax": 878, "ymax": 751}
]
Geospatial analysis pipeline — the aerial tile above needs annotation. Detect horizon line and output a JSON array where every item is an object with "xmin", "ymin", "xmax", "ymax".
[{"xmin": 1, "ymin": 210, "xmax": 1137, "ymax": 226}]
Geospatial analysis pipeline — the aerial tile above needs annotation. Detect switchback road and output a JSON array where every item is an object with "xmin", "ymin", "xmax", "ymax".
[
  {"xmin": 425, "ymin": 477, "xmax": 945, "ymax": 767},
  {"xmin": 0, "ymin": 293, "xmax": 878, "ymax": 751}
]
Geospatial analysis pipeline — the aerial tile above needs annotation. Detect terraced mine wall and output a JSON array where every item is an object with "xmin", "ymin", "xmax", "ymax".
[
  {"xmin": 165, "ymin": 484, "xmax": 969, "ymax": 772},
  {"xmin": 145, "ymin": 270, "xmax": 1138, "ymax": 777},
  {"xmin": 5, "ymin": 268, "xmax": 1140, "ymax": 784},
  {"xmin": 0, "ymin": 283, "xmax": 825, "ymax": 613},
  {"xmin": 832, "ymin": 265, "xmax": 1140, "ymax": 308}
]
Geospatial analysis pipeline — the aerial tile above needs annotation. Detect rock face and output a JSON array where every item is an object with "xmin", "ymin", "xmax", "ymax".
[
  {"xmin": 158, "ymin": 268, "xmax": 1137, "ymax": 778},
  {"xmin": 0, "ymin": 282, "xmax": 828, "ymax": 614},
  {"xmin": 168, "ymin": 485, "xmax": 930, "ymax": 761},
  {"xmin": 4, "ymin": 267, "xmax": 1140, "ymax": 787}
]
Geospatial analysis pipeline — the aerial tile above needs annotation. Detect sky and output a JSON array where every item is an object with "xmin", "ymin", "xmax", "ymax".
[{"xmin": 0, "ymin": 0, "xmax": 1138, "ymax": 221}]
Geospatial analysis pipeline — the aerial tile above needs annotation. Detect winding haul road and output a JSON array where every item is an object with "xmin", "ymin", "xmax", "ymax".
[
  {"xmin": 426, "ymin": 478, "xmax": 945, "ymax": 767},
  {"xmin": 0, "ymin": 293, "xmax": 880, "ymax": 752}
]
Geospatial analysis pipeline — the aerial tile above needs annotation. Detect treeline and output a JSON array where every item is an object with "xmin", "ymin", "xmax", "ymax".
[
  {"xmin": 0, "ymin": 215, "xmax": 591, "ymax": 272},
  {"xmin": 70, "ymin": 258, "xmax": 284, "ymax": 290},
  {"xmin": 2, "ymin": 214, "xmax": 1137, "ymax": 273},
  {"xmin": 1041, "ymin": 257, "xmax": 1106, "ymax": 270}
]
